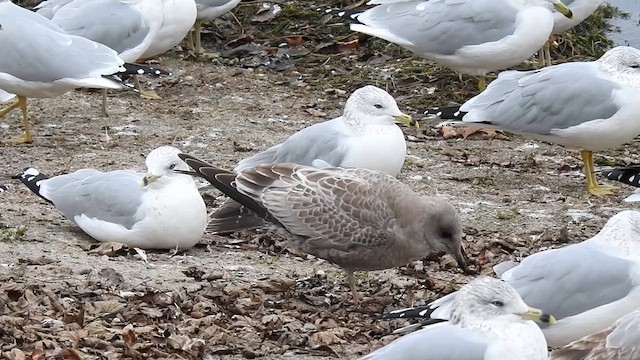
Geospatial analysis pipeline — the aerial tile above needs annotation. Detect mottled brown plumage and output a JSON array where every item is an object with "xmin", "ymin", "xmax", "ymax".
[{"xmin": 179, "ymin": 154, "xmax": 467, "ymax": 303}]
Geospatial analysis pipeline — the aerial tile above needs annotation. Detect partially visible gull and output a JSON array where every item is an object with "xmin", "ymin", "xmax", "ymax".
[
  {"xmin": 188, "ymin": 0, "xmax": 241, "ymax": 56},
  {"xmin": 382, "ymin": 210, "xmax": 640, "ymax": 348},
  {"xmin": 340, "ymin": 0, "xmax": 573, "ymax": 89},
  {"xmin": 15, "ymin": 146, "xmax": 207, "ymax": 250},
  {"xmin": 0, "ymin": 0, "xmax": 133, "ymax": 143},
  {"xmin": 211, "ymin": 85, "xmax": 416, "ymax": 233},
  {"xmin": 550, "ymin": 309, "xmax": 640, "ymax": 360},
  {"xmin": 46, "ymin": 0, "xmax": 166, "ymax": 102},
  {"xmin": 427, "ymin": 46, "xmax": 640, "ymax": 196},
  {"xmin": 179, "ymin": 154, "xmax": 468, "ymax": 303},
  {"xmin": 141, "ymin": 0, "xmax": 198, "ymax": 59},
  {"xmin": 601, "ymin": 166, "xmax": 640, "ymax": 202},
  {"xmin": 540, "ymin": 0, "xmax": 603, "ymax": 66},
  {"xmin": 363, "ymin": 277, "xmax": 554, "ymax": 360}
]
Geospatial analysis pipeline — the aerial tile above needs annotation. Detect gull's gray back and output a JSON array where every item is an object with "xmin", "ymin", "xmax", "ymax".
[
  {"xmin": 235, "ymin": 117, "xmax": 350, "ymax": 172},
  {"xmin": 42, "ymin": 169, "xmax": 145, "ymax": 229},
  {"xmin": 362, "ymin": 325, "xmax": 489, "ymax": 359},
  {"xmin": 355, "ymin": 0, "xmax": 518, "ymax": 56},
  {"xmin": 504, "ymin": 243, "xmax": 635, "ymax": 319},
  {"xmin": 51, "ymin": 0, "xmax": 150, "ymax": 55},
  {"xmin": 461, "ymin": 62, "xmax": 621, "ymax": 134}
]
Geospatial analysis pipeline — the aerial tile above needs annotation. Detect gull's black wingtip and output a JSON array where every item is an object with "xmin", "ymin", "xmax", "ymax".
[
  {"xmin": 380, "ymin": 305, "xmax": 433, "ymax": 320},
  {"xmin": 422, "ymin": 106, "xmax": 466, "ymax": 120},
  {"xmin": 601, "ymin": 166, "xmax": 640, "ymax": 188},
  {"xmin": 122, "ymin": 63, "xmax": 171, "ymax": 77}
]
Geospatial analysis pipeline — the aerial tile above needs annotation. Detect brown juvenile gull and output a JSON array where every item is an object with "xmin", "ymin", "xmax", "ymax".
[
  {"xmin": 179, "ymin": 154, "xmax": 468, "ymax": 303},
  {"xmin": 550, "ymin": 309, "xmax": 640, "ymax": 360}
]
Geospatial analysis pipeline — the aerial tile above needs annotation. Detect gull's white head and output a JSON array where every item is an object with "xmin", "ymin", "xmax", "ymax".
[
  {"xmin": 598, "ymin": 46, "xmax": 640, "ymax": 89},
  {"xmin": 592, "ymin": 210, "xmax": 640, "ymax": 254},
  {"xmin": 450, "ymin": 277, "xmax": 555, "ymax": 325},
  {"xmin": 142, "ymin": 146, "xmax": 190, "ymax": 186},
  {"xmin": 342, "ymin": 85, "xmax": 416, "ymax": 128}
]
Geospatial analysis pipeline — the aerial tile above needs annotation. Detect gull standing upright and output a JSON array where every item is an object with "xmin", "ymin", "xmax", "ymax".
[
  {"xmin": 212, "ymin": 85, "xmax": 416, "ymax": 233},
  {"xmin": 363, "ymin": 277, "xmax": 553, "ymax": 360},
  {"xmin": 15, "ymin": 146, "xmax": 207, "ymax": 250},
  {"xmin": 188, "ymin": 0, "xmax": 241, "ymax": 56},
  {"xmin": 340, "ymin": 0, "xmax": 573, "ymax": 89},
  {"xmin": 47, "ymin": 0, "xmax": 165, "ymax": 103},
  {"xmin": 540, "ymin": 0, "xmax": 603, "ymax": 66},
  {"xmin": 0, "ymin": 0, "xmax": 133, "ymax": 143},
  {"xmin": 427, "ymin": 46, "xmax": 640, "ymax": 196},
  {"xmin": 180, "ymin": 154, "xmax": 468, "ymax": 303},
  {"xmin": 140, "ymin": 0, "xmax": 198, "ymax": 59}
]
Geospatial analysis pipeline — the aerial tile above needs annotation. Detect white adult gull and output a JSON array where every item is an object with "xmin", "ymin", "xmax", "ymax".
[
  {"xmin": 179, "ymin": 154, "xmax": 468, "ymax": 303},
  {"xmin": 427, "ymin": 46, "xmax": 640, "ymax": 196},
  {"xmin": 189, "ymin": 0, "xmax": 241, "ymax": 56},
  {"xmin": 0, "ymin": 0, "xmax": 132, "ymax": 143},
  {"xmin": 363, "ymin": 277, "xmax": 554, "ymax": 360},
  {"xmin": 540, "ymin": 0, "xmax": 603, "ymax": 66},
  {"xmin": 141, "ymin": 0, "xmax": 198, "ymax": 59},
  {"xmin": 15, "ymin": 146, "xmax": 207, "ymax": 250},
  {"xmin": 382, "ymin": 210, "xmax": 640, "ymax": 348},
  {"xmin": 341, "ymin": 0, "xmax": 573, "ymax": 89},
  {"xmin": 212, "ymin": 85, "xmax": 416, "ymax": 233}
]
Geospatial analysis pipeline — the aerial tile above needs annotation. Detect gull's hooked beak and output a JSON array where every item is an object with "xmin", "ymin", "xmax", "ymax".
[
  {"xmin": 394, "ymin": 113, "xmax": 419, "ymax": 128},
  {"xmin": 141, "ymin": 173, "xmax": 160, "ymax": 187},
  {"xmin": 519, "ymin": 307, "xmax": 557, "ymax": 324},
  {"xmin": 553, "ymin": 1, "xmax": 573, "ymax": 19}
]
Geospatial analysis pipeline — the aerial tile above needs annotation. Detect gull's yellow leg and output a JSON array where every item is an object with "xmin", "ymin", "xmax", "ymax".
[
  {"xmin": 134, "ymin": 75, "xmax": 161, "ymax": 100},
  {"xmin": 478, "ymin": 76, "xmax": 486, "ymax": 91},
  {"xmin": 101, "ymin": 89, "xmax": 109, "ymax": 116},
  {"xmin": 5, "ymin": 96, "xmax": 32, "ymax": 144},
  {"xmin": 0, "ymin": 98, "xmax": 20, "ymax": 117},
  {"xmin": 346, "ymin": 271, "xmax": 360, "ymax": 305},
  {"xmin": 194, "ymin": 19, "xmax": 203, "ymax": 55},
  {"xmin": 581, "ymin": 150, "xmax": 617, "ymax": 196},
  {"xmin": 544, "ymin": 42, "xmax": 552, "ymax": 67}
]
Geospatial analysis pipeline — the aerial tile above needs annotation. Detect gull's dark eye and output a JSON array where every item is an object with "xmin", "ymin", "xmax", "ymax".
[
  {"xmin": 631, "ymin": 64, "xmax": 640, "ymax": 69},
  {"xmin": 169, "ymin": 164, "xmax": 176, "ymax": 170},
  {"xmin": 374, "ymin": 104, "xmax": 383, "ymax": 109},
  {"xmin": 491, "ymin": 301, "xmax": 504, "ymax": 307}
]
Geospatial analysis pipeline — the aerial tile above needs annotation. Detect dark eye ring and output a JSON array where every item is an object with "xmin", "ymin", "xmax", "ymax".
[
  {"xmin": 491, "ymin": 301, "xmax": 504, "ymax": 307},
  {"xmin": 169, "ymin": 164, "xmax": 176, "ymax": 170},
  {"xmin": 374, "ymin": 104, "xmax": 383, "ymax": 109}
]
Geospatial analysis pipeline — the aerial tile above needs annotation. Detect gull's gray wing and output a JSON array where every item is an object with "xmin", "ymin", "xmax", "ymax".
[
  {"xmin": 51, "ymin": 0, "xmax": 150, "ymax": 55},
  {"xmin": 460, "ymin": 62, "xmax": 621, "ymax": 134},
  {"xmin": 550, "ymin": 310, "xmax": 640, "ymax": 360},
  {"xmin": 235, "ymin": 117, "xmax": 350, "ymax": 172},
  {"xmin": 35, "ymin": 0, "xmax": 75, "ymax": 18},
  {"xmin": 234, "ymin": 165, "xmax": 403, "ymax": 251},
  {"xmin": 502, "ymin": 242, "xmax": 636, "ymax": 319},
  {"xmin": 0, "ymin": 2, "xmax": 123, "ymax": 82},
  {"xmin": 42, "ymin": 169, "xmax": 145, "ymax": 229},
  {"xmin": 361, "ymin": 324, "xmax": 489, "ymax": 360},
  {"xmin": 353, "ymin": 0, "xmax": 518, "ymax": 56}
]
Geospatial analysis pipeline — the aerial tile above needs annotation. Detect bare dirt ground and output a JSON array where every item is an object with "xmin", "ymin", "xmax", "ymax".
[{"xmin": 1, "ymin": 2, "xmax": 638, "ymax": 359}]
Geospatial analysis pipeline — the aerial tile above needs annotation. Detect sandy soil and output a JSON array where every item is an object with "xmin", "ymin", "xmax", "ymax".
[{"xmin": 1, "ymin": 49, "xmax": 640, "ymax": 359}]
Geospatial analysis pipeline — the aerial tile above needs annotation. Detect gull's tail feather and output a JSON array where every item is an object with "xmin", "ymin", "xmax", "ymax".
[
  {"xmin": 120, "ymin": 63, "xmax": 171, "ymax": 77},
  {"xmin": 101, "ymin": 74, "xmax": 137, "ymax": 91},
  {"xmin": 13, "ymin": 168, "xmax": 53, "ymax": 204},
  {"xmin": 380, "ymin": 305, "xmax": 434, "ymax": 320},
  {"xmin": 178, "ymin": 153, "xmax": 283, "ymax": 230},
  {"xmin": 206, "ymin": 199, "xmax": 266, "ymax": 234},
  {"xmin": 601, "ymin": 166, "xmax": 640, "ymax": 188},
  {"xmin": 422, "ymin": 106, "xmax": 466, "ymax": 120}
]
